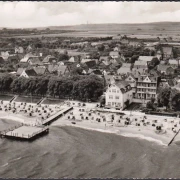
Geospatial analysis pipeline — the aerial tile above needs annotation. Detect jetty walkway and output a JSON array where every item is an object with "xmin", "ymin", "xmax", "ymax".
[
  {"xmin": 0, "ymin": 106, "xmax": 73, "ymax": 141},
  {"xmin": 42, "ymin": 106, "xmax": 73, "ymax": 125}
]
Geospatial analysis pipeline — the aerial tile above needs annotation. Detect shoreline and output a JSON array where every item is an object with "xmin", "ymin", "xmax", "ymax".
[
  {"xmin": 52, "ymin": 119, "xmax": 171, "ymax": 146},
  {"xmin": 0, "ymin": 112, "xmax": 174, "ymax": 146},
  {"xmin": 0, "ymin": 101, "xmax": 177, "ymax": 147}
]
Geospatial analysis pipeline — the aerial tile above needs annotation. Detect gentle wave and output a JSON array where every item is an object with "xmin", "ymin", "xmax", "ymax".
[
  {"xmin": 1, "ymin": 163, "xmax": 8, "ymax": 167},
  {"xmin": 59, "ymin": 124, "xmax": 168, "ymax": 146},
  {"xmin": 120, "ymin": 133, "xmax": 167, "ymax": 146}
]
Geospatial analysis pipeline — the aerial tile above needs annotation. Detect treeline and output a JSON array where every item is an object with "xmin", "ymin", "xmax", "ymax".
[
  {"xmin": 0, "ymin": 74, "xmax": 104, "ymax": 102},
  {"xmin": 146, "ymin": 87, "xmax": 180, "ymax": 111}
]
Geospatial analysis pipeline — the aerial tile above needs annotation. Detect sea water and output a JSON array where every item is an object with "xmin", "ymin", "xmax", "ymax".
[{"xmin": 0, "ymin": 119, "xmax": 180, "ymax": 178}]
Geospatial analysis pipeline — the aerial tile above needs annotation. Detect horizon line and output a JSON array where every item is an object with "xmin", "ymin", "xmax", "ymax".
[{"xmin": 1, "ymin": 21, "xmax": 180, "ymax": 29}]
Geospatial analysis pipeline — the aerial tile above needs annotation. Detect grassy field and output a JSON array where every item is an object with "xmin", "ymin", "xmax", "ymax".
[
  {"xmin": 0, "ymin": 95, "xmax": 13, "ymax": 101},
  {"xmin": 15, "ymin": 96, "xmax": 41, "ymax": 104},
  {"xmin": 7, "ymin": 22, "xmax": 180, "ymax": 39},
  {"xmin": 42, "ymin": 98, "xmax": 64, "ymax": 105}
]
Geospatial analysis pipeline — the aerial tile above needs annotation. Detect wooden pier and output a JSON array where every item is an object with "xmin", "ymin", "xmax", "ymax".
[
  {"xmin": 42, "ymin": 106, "xmax": 73, "ymax": 125},
  {"xmin": 0, "ymin": 106, "xmax": 73, "ymax": 141},
  {"xmin": 0, "ymin": 124, "xmax": 49, "ymax": 141}
]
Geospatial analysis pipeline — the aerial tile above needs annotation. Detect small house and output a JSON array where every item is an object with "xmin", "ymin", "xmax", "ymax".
[{"xmin": 20, "ymin": 69, "xmax": 37, "ymax": 78}]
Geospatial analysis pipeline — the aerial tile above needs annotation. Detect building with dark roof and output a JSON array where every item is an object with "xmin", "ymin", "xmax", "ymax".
[
  {"xmin": 162, "ymin": 46, "xmax": 173, "ymax": 60},
  {"xmin": 135, "ymin": 75, "xmax": 158, "ymax": 101},
  {"xmin": 20, "ymin": 68, "xmax": 37, "ymax": 78},
  {"xmin": 105, "ymin": 80, "xmax": 133, "ymax": 109}
]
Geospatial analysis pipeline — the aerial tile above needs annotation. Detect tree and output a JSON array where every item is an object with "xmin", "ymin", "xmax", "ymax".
[
  {"xmin": 146, "ymin": 97, "xmax": 155, "ymax": 110},
  {"xmin": 100, "ymin": 96, "xmax": 105, "ymax": 107},
  {"xmin": 157, "ymin": 87, "xmax": 171, "ymax": 110},
  {"xmin": 71, "ymin": 67, "xmax": 83, "ymax": 75},
  {"xmin": 131, "ymin": 55, "xmax": 139, "ymax": 64},
  {"xmin": 98, "ymin": 44, "xmax": 105, "ymax": 52},
  {"xmin": 148, "ymin": 57, "xmax": 160, "ymax": 70},
  {"xmin": 170, "ymin": 88, "xmax": 180, "ymax": 111},
  {"xmin": 58, "ymin": 54, "xmax": 69, "ymax": 61},
  {"xmin": 72, "ymin": 75, "xmax": 104, "ymax": 102}
]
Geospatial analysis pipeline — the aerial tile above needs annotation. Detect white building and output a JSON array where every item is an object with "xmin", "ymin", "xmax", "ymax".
[{"xmin": 105, "ymin": 81, "xmax": 133, "ymax": 109}]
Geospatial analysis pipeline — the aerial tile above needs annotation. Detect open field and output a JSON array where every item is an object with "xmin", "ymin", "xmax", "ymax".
[
  {"xmin": 15, "ymin": 96, "xmax": 41, "ymax": 104},
  {"xmin": 42, "ymin": 98, "xmax": 64, "ymax": 105},
  {"xmin": 6, "ymin": 22, "xmax": 180, "ymax": 39},
  {"xmin": 0, "ymin": 95, "xmax": 13, "ymax": 101}
]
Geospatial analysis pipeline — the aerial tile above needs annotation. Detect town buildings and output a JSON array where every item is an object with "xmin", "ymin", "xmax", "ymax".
[
  {"xmin": 105, "ymin": 80, "xmax": 133, "ymax": 109},
  {"xmin": 135, "ymin": 75, "xmax": 158, "ymax": 103}
]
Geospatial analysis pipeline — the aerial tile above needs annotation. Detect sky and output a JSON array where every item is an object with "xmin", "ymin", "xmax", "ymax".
[{"xmin": 1, "ymin": 1, "xmax": 180, "ymax": 28}]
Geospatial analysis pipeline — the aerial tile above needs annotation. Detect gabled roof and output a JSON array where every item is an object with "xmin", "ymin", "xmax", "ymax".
[
  {"xmin": 68, "ymin": 56, "xmax": 80, "ymax": 63},
  {"xmin": 104, "ymin": 74, "xmax": 114, "ymax": 84},
  {"xmin": 162, "ymin": 46, "xmax": 172, "ymax": 55},
  {"xmin": 131, "ymin": 68, "xmax": 147, "ymax": 78},
  {"xmin": 137, "ymin": 75, "xmax": 157, "ymax": 82},
  {"xmin": 116, "ymin": 80, "xmax": 130, "ymax": 88},
  {"xmin": 57, "ymin": 65, "xmax": 69, "ymax": 75},
  {"xmin": 33, "ymin": 66, "xmax": 48, "ymax": 75},
  {"xmin": 134, "ymin": 60, "xmax": 148, "ymax": 66},
  {"xmin": 114, "ymin": 57, "xmax": 125, "ymax": 64},
  {"xmin": 121, "ymin": 63, "xmax": 131, "ymax": 68},
  {"xmin": 29, "ymin": 57, "xmax": 43, "ymax": 66},
  {"xmin": 20, "ymin": 57, "xmax": 29, "ymax": 63},
  {"xmin": 109, "ymin": 51, "xmax": 119, "ymax": 57},
  {"xmin": 99, "ymin": 56, "xmax": 109, "ymax": 62},
  {"xmin": 169, "ymin": 59, "xmax": 180, "ymax": 65},
  {"xmin": 125, "ymin": 74, "xmax": 136, "ymax": 81},
  {"xmin": 111, "ymin": 80, "xmax": 132, "ymax": 93},
  {"xmin": 85, "ymin": 60, "xmax": 96, "ymax": 69},
  {"xmin": 117, "ymin": 67, "xmax": 131, "ymax": 74},
  {"xmin": 43, "ymin": 55, "xmax": 57, "ymax": 63},
  {"xmin": 97, "ymin": 61, "xmax": 110, "ymax": 69},
  {"xmin": 48, "ymin": 64, "xmax": 59, "ymax": 73},
  {"xmin": 157, "ymin": 64, "xmax": 172, "ymax": 72},
  {"xmin": 81, "ymin": 58, "xmax": 97, "ymax": 64},
  {"xmin": 25, "ymin": 69, "xmax": 37, "ymax": 77},
  {"xmin": 17, "ymin": 68, "xmax": 26, "ymax": 76},
  {"xmin": 138, "ymin": 56, "xmax": 154, "ymax": 62},
  {"xmin": 149, "ymin": 69, "xmax": 161, "ymax": 76},
  {"xmin": 88, "ymin": 69, "xmax": 102, "ymax": 75}
]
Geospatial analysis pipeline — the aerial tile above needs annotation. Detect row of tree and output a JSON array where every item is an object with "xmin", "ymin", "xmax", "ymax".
[
  {"xmin": 147, "ymin": 87, "xmax": 180, "ymax": 111},
  {"xmin": 0, "ymin": 74, "xmax": 104, "ymax": 102}
]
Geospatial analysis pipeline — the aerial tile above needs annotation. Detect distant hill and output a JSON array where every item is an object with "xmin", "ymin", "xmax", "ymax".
[
  {"xmin": 46, "ymin": 22, "xmax": 180, "ymax": 31},
  {"xmin": 2, "ymin": 22, "xmax": 180, "ymax": 38}
]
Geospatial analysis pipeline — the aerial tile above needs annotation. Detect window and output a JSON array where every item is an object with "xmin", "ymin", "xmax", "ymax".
[
  {"xmin": 109, "ymin": 95, "xmax": 113, "ymax": 99},
  {"xmin": 112, "ymin": 102, "xmax": 115, "ymax": 105},
  {"xmin": 115, "ymin": 96, "xmax": 119, "ymax": 99},
  {"xmin": 108, "ymin": 102, "xmax": 111, "ymax": 106},
  {"xmin": 112, "ymin": 89, "xmax": 116, "ymax": 93},
  {"xmin": 109, "ymin": 90, "xmax": 111, "ymax": 92},
  {"xmin": 117, "ymin": 90, "xmax": 119, "ymax": 93}
]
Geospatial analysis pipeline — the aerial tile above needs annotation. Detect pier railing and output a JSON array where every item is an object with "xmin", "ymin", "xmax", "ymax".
[{"xmin": 0, "ymin": 123, "xmax": 24, "ymax": 136}]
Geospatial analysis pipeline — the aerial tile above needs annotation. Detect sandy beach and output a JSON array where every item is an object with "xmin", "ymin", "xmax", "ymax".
[
  {"xmin": 0, "ymin": 100, "xmax": 178, "ymax": 146},
  {"xmin": 52, "ymin": 117, "xmax": 172, "ymax": 146}
]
